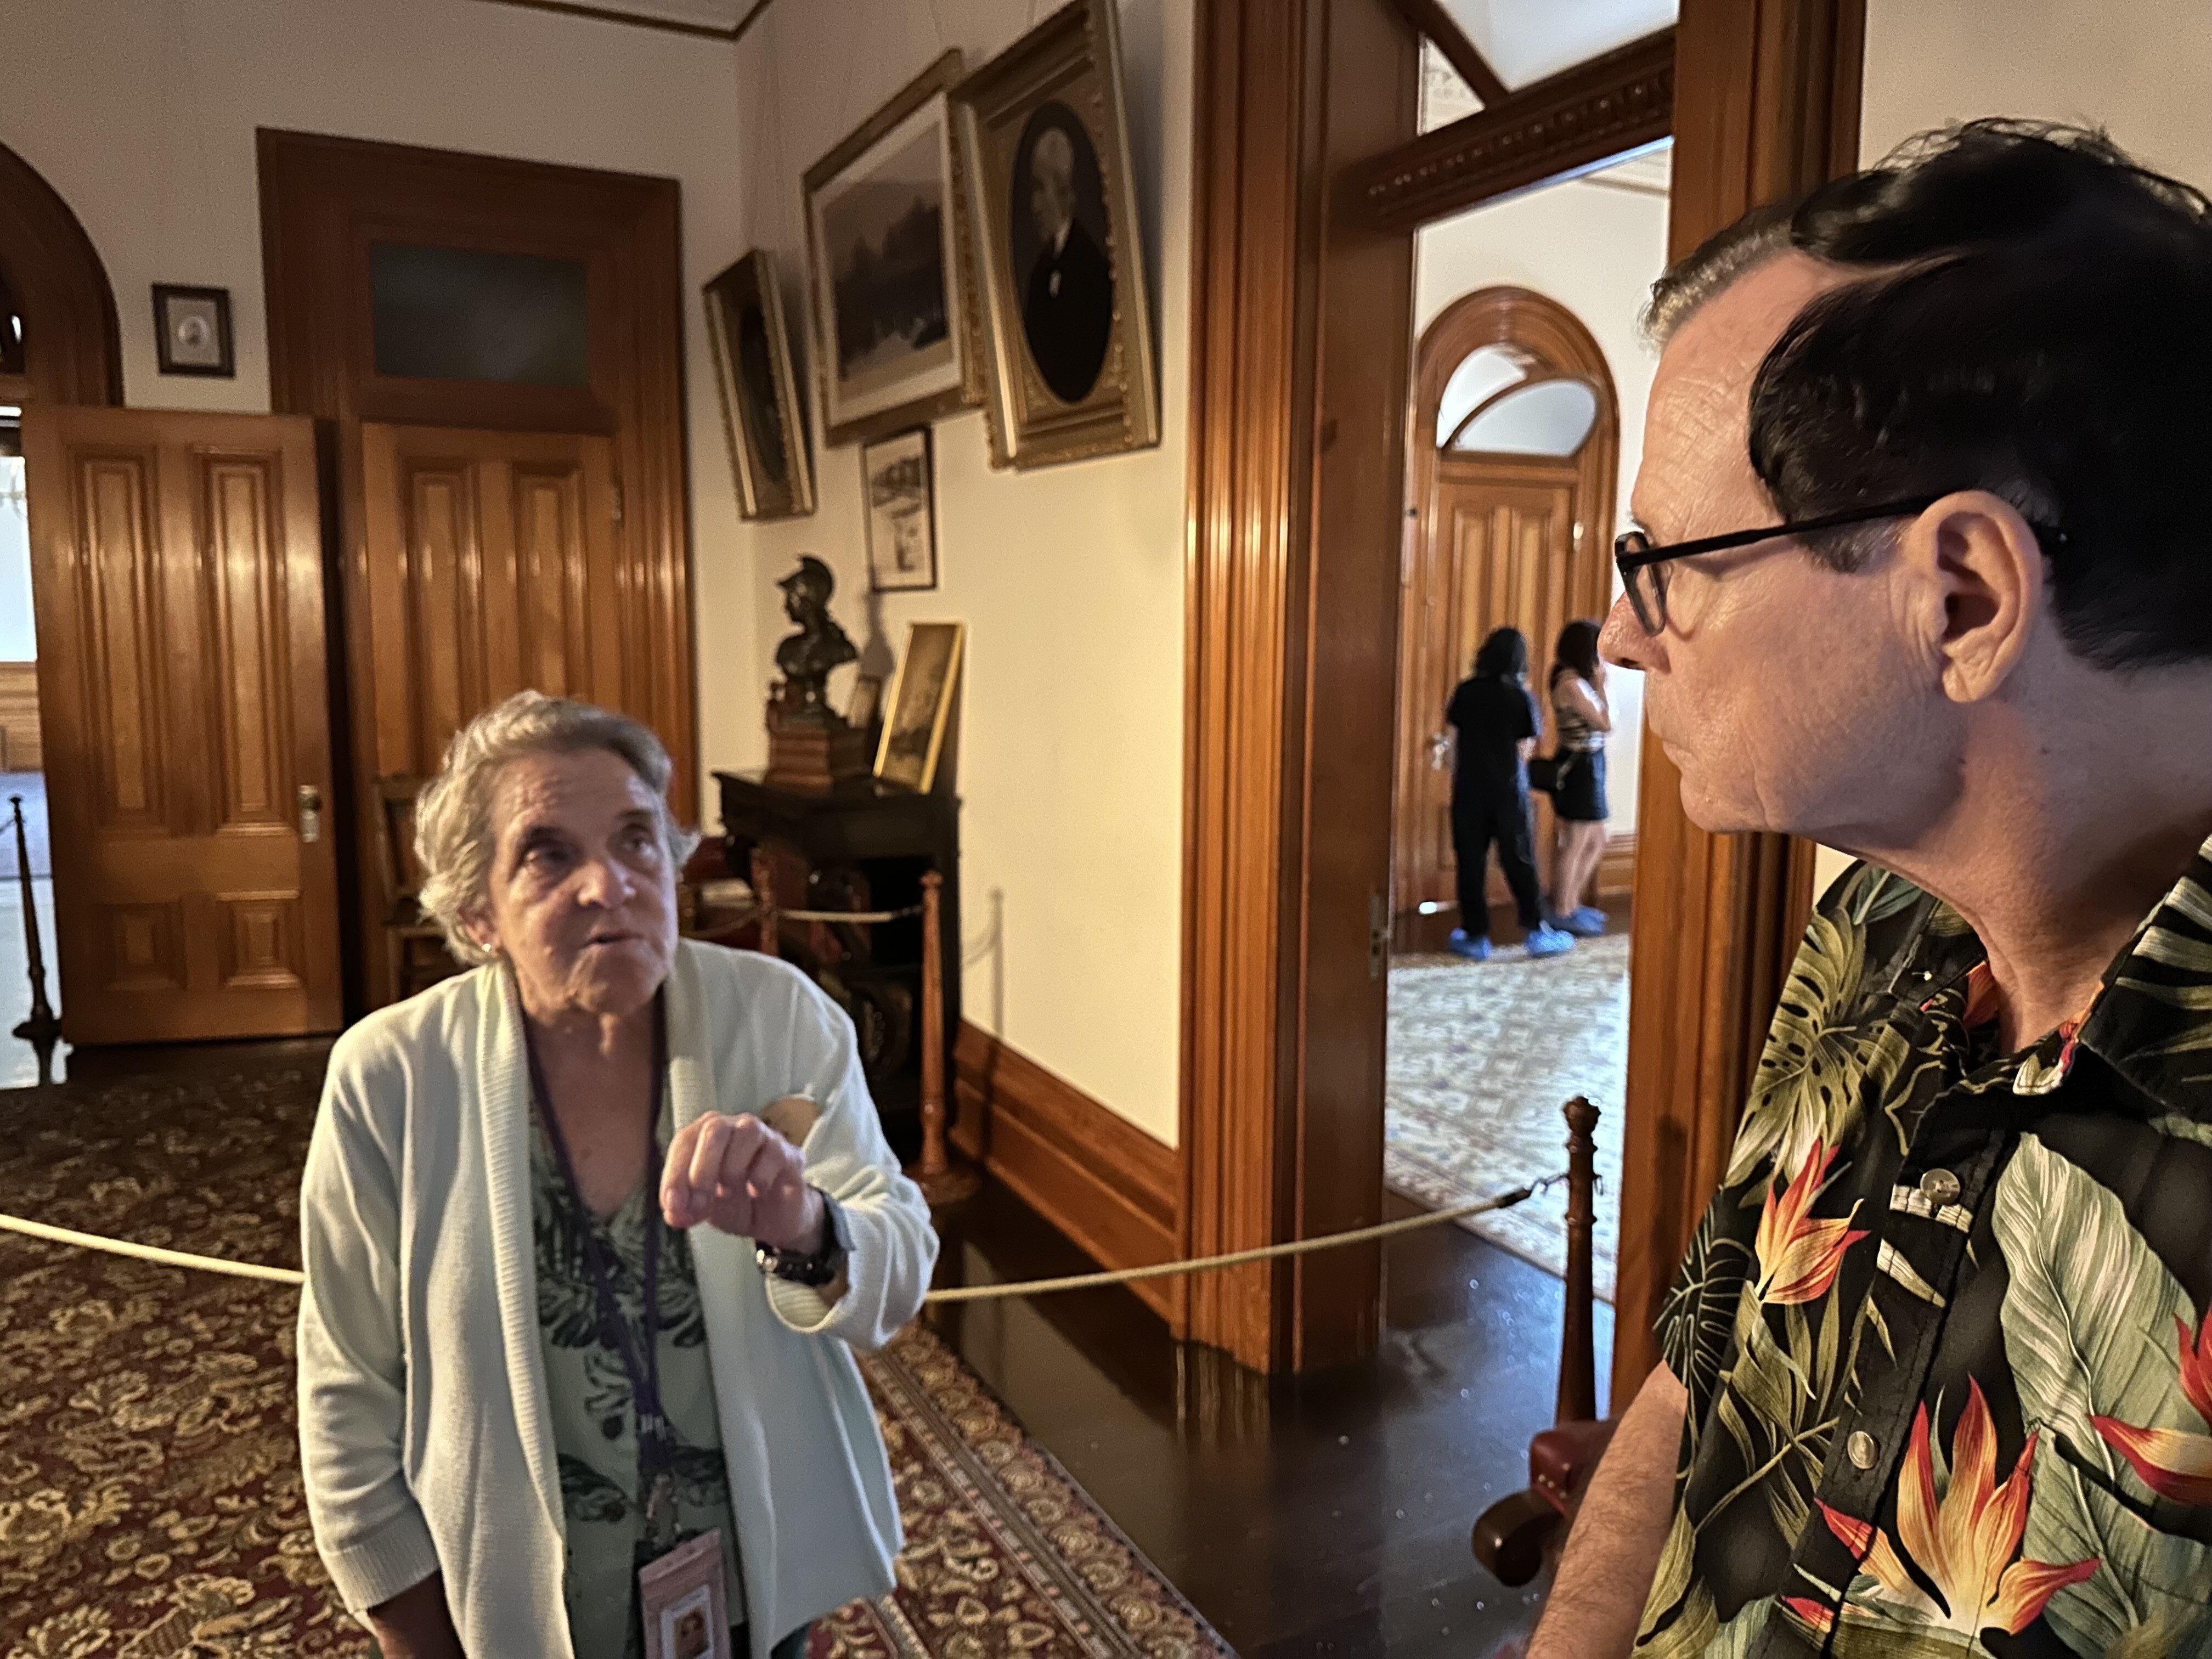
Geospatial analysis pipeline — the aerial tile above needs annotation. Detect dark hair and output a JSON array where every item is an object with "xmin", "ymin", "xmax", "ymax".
[
  {"xmin": 1551, "ymin": 619, "xmax": 1602, "ymax": 686},
  {"xmin": 1650, "ymin": 119, "xmax": 2212, "ymax": 669},
  {"xmin": 1473, "ymin": 627, "xmax": 1528, "ymax": 680}
]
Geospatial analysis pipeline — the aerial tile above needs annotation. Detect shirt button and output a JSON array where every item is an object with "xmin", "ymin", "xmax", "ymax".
[
  {"xmin": 1847, "ymin": 1431, "xmax": 1879, "ymax": 1470},
  {"xmin": 1920, "ymin": 1168, "xmax": 1962, "ymax": 1207}
]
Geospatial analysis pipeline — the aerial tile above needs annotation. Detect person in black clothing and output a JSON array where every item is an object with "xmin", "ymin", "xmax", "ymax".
[{"xmin": 1442, "ymin": 628, "xmax": 1575, "ymax": 961}]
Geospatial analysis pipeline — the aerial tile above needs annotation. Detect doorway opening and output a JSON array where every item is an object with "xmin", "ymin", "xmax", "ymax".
[
  {"xmin": 0, "ymin": 391, "xmax": 57, "ymax": 1088},
  {"xmin": 1384, "ymin": 140, "xmax": 1673, "ymax": 1330}
]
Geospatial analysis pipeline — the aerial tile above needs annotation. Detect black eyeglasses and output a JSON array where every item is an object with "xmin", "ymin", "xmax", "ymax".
[{"xmin": 1612, "ymin": 495, "xmax": 2071, "ymax": 634}]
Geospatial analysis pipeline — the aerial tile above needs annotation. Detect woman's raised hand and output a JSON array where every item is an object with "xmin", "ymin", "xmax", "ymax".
[{"xmin": 660, "ymin": 1111, "xmax": 826, "ymax": 1253}]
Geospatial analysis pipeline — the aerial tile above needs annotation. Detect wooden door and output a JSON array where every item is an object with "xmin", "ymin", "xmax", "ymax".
[
  {"xmin": 1393, "ymin": 454, "xmax": 1601, "ymax": 949},
  {"xmin": 351, "ymin": 422, "xmax": 622, "ymax": 1004},
  {"xmin": 24, "ymin": 406, "xmax": 342, "ymax": 1042}
]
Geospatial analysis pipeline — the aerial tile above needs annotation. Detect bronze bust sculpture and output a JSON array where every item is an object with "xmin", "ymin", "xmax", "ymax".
[{"xmin": 772, "ymin": 555, "xmax": 858, "ymax": 727}]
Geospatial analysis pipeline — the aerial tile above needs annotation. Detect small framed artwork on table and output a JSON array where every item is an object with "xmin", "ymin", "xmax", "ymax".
[
  {"xmin": 876, "ymin": 621, "xmax": 965, "ymax": 794},
  {"xmin": 152, "ymin": 284, "xmax": 234, "ymax": 377},
  {"xmin": 863, "ymin": 428, "xmax": 937, "ymax": 592}
]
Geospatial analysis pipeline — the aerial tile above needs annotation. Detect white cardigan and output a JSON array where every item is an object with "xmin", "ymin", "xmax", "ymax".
[{"xmin": 296, "ymin": 941, "xmax": 938, "ymax": 1659}]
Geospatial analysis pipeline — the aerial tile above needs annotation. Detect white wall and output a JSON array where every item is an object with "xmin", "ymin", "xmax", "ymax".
[
  {"xmin": 0, "ymin": 0, "xmax": 758, "ymax": 721},
  {"xmin": 1816, "ymin": 0, "xmax": 2212, "ymax": 905},
  {"xmin": 708, "ymin": 0, "xmax": 1192, "ymax": 1144},
  {"xmin": 1412, "ymin": 166, "xmax": 1671, "ymax": 835}
]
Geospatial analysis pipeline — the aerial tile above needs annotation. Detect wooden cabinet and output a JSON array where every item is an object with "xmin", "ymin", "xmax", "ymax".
[{"xmin": 715, "ymin": 771, "xmax": 958, "ymax": 1151}]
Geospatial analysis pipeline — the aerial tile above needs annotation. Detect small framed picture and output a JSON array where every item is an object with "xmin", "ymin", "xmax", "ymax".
[
  {"xmin": 863, "ymin": 428, "xmax": 938, "ymax": 592},
  {"xmin": 703, "ymin": 250, "xmax": 815, "ymax": 520},
  {"xmin": 876, "ymin": 621, "xmax": 965, "ymax": 794},
  {"xmin": 152, "ymin": 284, "xmax": 234, "ymax": 377},
  {"xmin": 639, "ymin": 1531, "xmax": 731, "ymax": 1659}
]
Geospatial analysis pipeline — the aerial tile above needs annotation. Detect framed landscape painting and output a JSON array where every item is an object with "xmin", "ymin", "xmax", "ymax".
[
  {"xmin": 876, "ymin": 621, "xmax": 964, "ymax": 794},
  {"xmin": 804, "ymin": 52, "xmax": 984, "ymax": 448}
]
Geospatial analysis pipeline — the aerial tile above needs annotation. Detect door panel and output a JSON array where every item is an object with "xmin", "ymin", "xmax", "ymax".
[
  {"xmin": 353, "ymin": 422, "xmax": 621, "ymax": 1005},
  {"xmin": 1393, "ymin": 453, "xmax": 1606, "ymax": 948},
  {"xmin": 25, "ymin": 405, "xmax": 342, "ymax": 1043}
]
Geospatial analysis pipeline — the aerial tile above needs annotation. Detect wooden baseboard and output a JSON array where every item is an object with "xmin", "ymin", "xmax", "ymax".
[
  {"xmin": 952, "ymin": 1022, "xmax": 1181, "ymax": 1320},
  {"xmin": 0, "ymin": 661, "xmax": 39, "ymax": 772},
  {"xmin": 1595, "ymin": 831, "xmax": 1637, "ymax": 900}
]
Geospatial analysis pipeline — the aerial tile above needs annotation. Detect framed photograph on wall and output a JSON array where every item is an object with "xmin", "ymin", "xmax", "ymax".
[
  {"xmin": 862, "ymin": 428, "xmax": 937, "ymax": 591},
  {"xmin": 875, "ymin": 620, "xmax": 964, "ymax": 794},
  {"xmin": 703, "ymin": 250, "xmax": 815, "ymax": 520},
  {"xmin": 952, "ymin": 0, "xmax": 1159, "ymax": 470},
  {"xmin": 152, "ymin": 284, "xmax": 235, "ymax": 377},
  {"xmin": 803, "ymin": 52, "xmax": 985, "ymax": 448}
]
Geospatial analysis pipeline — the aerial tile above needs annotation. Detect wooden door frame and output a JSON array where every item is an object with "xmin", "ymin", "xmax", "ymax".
[
  {"xmin": 1396, "ymin": 288, "xmax": 1621, "ymax": 937},
  {"xmin": 0, "ymin": 139, "xmax": 122, "ymax": 409},
  {"xmin": 1179, "ymin": 0, "xmax": 1863, "ymax": 1373},
  {"xmin": 257, "ymin": 129, "xmax": 696, "ymax": 1013}
]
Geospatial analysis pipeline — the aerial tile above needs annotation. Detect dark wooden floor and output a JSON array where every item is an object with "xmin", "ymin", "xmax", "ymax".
[{"xmin": 929, "ymin": 1181, "xmax": 1613, "ymax": 1659}]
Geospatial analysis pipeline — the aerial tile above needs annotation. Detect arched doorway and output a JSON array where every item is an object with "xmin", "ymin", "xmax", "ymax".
[
  {"xmin": 0, "ymin": 139, "xmax": 122, "ymax": 408},
  {"xmin": 1392, "ymin": 285, "xmax": 1620, "ymax": 946}
]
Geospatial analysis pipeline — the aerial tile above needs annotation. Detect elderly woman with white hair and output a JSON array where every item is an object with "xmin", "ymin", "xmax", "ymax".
[{"xmin": 296, "ymin": 690, "xmax": 936, "ymax": 1659}]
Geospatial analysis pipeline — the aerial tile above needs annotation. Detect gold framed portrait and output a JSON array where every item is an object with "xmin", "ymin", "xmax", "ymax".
[
  {"xmin": 803, "ymin": 52, "xmax": 986, "ymax": 448},
  {"xmin": 952, "ymin": 0, "xmax": 1160, "ymax": 470},
  {"xmin": 703, "ymin": 250, "xmax": 815, "ymax": 520}
]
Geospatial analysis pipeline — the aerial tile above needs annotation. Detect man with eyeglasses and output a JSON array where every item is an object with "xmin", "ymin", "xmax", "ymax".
[{"xmin": 1528, "ymin": 121, "xmax": 2212, "ymax": 1658}]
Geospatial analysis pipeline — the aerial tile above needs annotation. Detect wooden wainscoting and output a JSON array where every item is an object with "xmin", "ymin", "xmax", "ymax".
[
  {"xmin": 952, "ymin": 1022, "xmax": 1181, "ymax": 1321},
  {"xmin": 1595, "ymin": 831, "xmax": 1637, "ymax": 902},
  {"xmin": 0, "ymin": 662, "xmax": 39, "ymax": 771}
]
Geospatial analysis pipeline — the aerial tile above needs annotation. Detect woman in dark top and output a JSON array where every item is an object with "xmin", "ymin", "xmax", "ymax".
[
  {"xmin": 1442, "ymin": 628, "xmax": 1574, "ymax": 961},
  {"xmin": 1547, "ymin": 618, "xmax": 1612, "ymax": 937}
]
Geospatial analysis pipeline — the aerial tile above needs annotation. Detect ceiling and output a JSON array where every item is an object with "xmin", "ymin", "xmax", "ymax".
[{"xmin": 1418, "ymin": 0, "xmax": 1677, "ymax": 132}]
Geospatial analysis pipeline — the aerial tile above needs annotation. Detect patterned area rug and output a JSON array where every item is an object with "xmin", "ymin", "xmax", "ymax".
[
  {"xmin": 0, "ymin": 1059, "xmax": 1227, "ymax": 1659},
  {"xmin": 1386, "ymin": 933, "xmax": 1628, "ymax": 1301}
]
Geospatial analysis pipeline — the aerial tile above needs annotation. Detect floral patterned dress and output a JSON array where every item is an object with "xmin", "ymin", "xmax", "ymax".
[{"xmin": 1638, "ymin": 847, "xmax": 2212, "ymax": 1657}]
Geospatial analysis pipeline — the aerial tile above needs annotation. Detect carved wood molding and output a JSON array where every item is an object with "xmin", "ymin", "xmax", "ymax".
[
  {"xmin": 1181, "ymin": 0, "xmax": 1418, "ymax": 1371},
  {"xmin": 951, "ymin": 1022, "xmax": 1180, "ymax": 1321},
  {"xmin": 1610, "ymin": 0, "xmax": 1864, "ymax": 1407},
  {"xmin": 1350, "ymin": 30, "xmax": 1675, "ymax": 231},
  {"xmin": 0, "ymin": 140, "xmax": 121, "ymax": 407}
]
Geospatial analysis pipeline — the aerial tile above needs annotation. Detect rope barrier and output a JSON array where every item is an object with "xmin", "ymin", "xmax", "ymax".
[
  {"xmin": 775, "ymin": 904, "xmax": 924, "ymax": 924},
  {"xmin": 0, "ymin": 1172, "xmax": 1563, "ymax": 1302}
]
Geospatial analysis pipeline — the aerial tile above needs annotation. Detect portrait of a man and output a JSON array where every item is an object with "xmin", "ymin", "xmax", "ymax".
[
  {"xmin": 1011, "ymin": 104, "xmax": 1113, "ymax": 405},
  {"xmin": 735, "ymin": 295, "xmax": 789, "ymax": 488}
]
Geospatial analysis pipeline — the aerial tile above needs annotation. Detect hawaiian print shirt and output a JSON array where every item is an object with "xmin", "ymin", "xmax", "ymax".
[{"xmin": 1635, "ymin": 847, "xmax": 2212, "ymax": 1658}]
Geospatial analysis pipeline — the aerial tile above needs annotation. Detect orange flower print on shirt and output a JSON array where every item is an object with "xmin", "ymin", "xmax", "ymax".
[
  {"xmin": 2093, "ymin": 1306, "xmax": 2212, "ymax": 1506},
  {"xmin": 1810, "ymin": 1381, "xmax": 2098, "ymax": 1640},
  {"xmin": 1752, "ymin": 1136, "xmax": 1867, "ymax": 1306}
]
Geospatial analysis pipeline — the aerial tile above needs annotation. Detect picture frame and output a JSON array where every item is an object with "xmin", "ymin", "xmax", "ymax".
[
  {"xmin": 862, "ymin": 427, "xmax": 938, "ymax": 592},
  {"xmin": 152, "ymin": 284, "xmax": 235, "ymax": 377},
  {"xmin": 875, "ymin": 621, "xmax": 964, "ymax": 794},
  {"xmin": 703, "ymin": 250, "xmax": 815, "ymax": 520},
  {"xmin": 803, "ymin": 52, "xmax": 985, "ymax": 449},
  {"xmin": 952, "ymin": 0, "xmax": 1160, "ymax": 470}
]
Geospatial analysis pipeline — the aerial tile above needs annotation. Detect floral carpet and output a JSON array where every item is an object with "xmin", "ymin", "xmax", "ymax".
[
  {"xmin": 0, "ymin": 1056, "xmax": 1227, "ymax": 1659},
  {"xmin": 1385, "ymin": 934, "xmax": 1628, "ymax": 1301}
]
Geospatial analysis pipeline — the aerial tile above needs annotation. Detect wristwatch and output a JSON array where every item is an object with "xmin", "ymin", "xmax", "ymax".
[{"xmin": 757, "ymin": 1190, "xmax": 849, "ymax": 1288}]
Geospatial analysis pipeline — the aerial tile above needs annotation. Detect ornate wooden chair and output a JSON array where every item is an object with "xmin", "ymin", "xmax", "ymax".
[
  {"xmin": 374, "ymin": 775, "xmax": 460, "ymax": 1001},
  {"xmin": 1471, "ymin": 1095, "xmax": 1620, "ymax": 1585}
]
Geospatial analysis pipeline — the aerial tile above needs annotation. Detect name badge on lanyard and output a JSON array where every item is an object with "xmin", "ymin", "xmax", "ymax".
[{"xmin": 528, "ymin": 996, "xmax": 735, "ymax": 1659}]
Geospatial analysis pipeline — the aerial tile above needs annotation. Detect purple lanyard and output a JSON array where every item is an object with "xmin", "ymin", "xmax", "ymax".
[{"xmin": 525, "ymin": 996, "xmax": 680, "ymax": 1538}]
